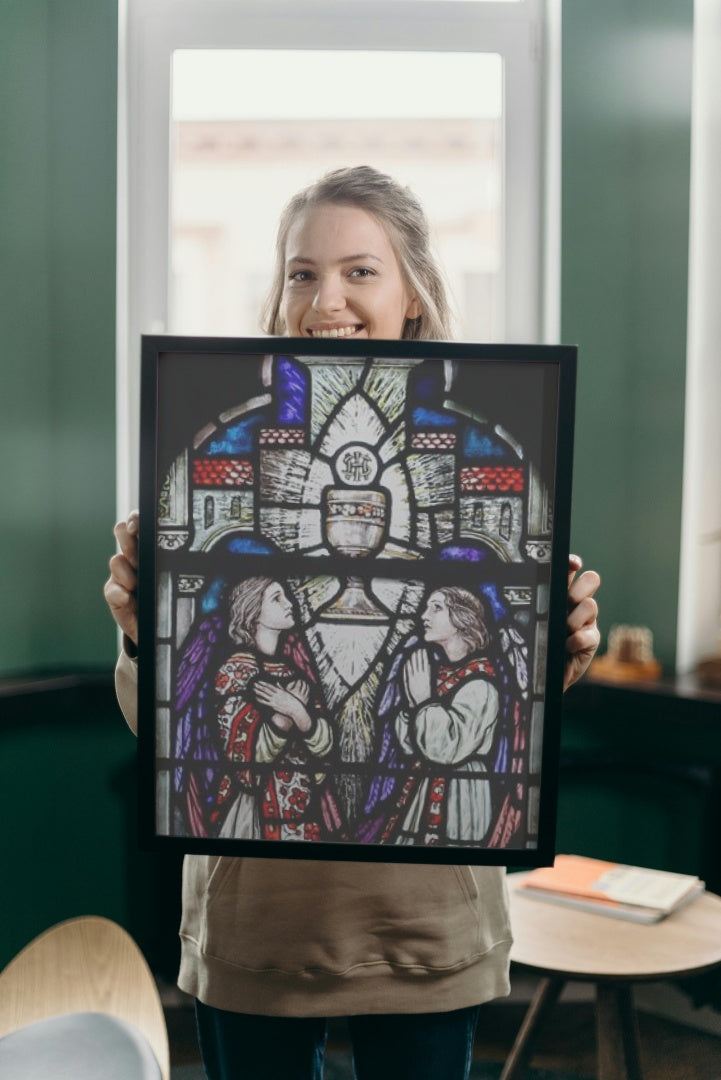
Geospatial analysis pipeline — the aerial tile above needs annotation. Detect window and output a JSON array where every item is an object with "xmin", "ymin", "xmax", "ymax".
[
  {"xmin": 170, "ymin": 49, "xmax": 503, "ymax": 342},
  {"xmin": 118, "ymin": 0, "xmax": 558, "ymax": 509}
]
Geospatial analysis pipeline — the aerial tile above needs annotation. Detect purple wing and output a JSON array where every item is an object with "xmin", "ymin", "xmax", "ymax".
[
  {"xmin": 173, "ymin": 613, "xmax": 226, "ymax": 836},
  {"xmin": 354, "ymin": 632, "xmax": 421, "ymax": 844},
  {"xmin": 486, "ymin": 618, "xmax": 531, "ymax": 848}
]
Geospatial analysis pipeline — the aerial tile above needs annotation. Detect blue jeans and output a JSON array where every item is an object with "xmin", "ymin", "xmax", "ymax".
[{"xmin": 195, "ymin": 1000, "xmax": 481, "ymax": 1080}]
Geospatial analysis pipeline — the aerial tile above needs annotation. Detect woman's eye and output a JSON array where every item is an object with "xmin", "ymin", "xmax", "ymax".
[
  {"xmin": 288, "ymin": 269, "xmax": 313, "ymax": 283},
  {"xmin": 349, "ymin": 267, "xmax": 375, "ymax": 279}
]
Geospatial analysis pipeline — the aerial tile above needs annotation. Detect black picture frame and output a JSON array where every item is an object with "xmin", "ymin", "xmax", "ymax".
[{"xmin": 138, "ymin": 336, "xmax": 576, "ymax": 865}]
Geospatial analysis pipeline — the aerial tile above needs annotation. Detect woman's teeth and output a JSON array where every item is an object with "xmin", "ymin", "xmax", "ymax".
[{"xmin": 310, "ymin": 325, "xmax": 360, "ymax": 338}]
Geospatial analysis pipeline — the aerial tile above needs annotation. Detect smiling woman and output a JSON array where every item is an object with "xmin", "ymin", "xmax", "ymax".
[
  {"xmin": 168, "ymin": 52, "xmax": 503, "ymax": 345},
  {"xmin": 263, "ymin": 166, "xmax": 451, "ymax": 341},
  {"xmin": 281, "ymin": 205, "xmax": 420, "ymax": 340}
]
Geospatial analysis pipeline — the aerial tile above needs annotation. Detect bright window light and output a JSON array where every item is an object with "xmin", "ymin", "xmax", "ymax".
[
  {"xmin": 173, "ymin": 50, "xmax": 502, "ymax": 121},
  {"xmin": 170, "ymin": 50, "xmax": 503, "ymax": 342}
]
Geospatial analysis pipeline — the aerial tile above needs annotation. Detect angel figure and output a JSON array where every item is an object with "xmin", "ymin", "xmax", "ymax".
[
  {"xmin": 173, "ymin": 576, "xmax": 342, "ymax": 842},
  {"xmin": 358, "ymin": 587, "xmax": 504, "ymax": 847}
]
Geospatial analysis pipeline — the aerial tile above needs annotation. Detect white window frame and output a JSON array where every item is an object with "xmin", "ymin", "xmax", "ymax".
[
  {"xmin": 117, "ymin": 0, "xmax": 559, "ymax": 512},
  {"xmin": 676, "ymin": 0, "xmax": 721, "ymax": 675}
]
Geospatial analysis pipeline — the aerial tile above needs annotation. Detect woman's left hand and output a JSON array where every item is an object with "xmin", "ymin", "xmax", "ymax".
[{"xmin": 564, "ymin": 554, "xmax": 601, "ymax": 691}]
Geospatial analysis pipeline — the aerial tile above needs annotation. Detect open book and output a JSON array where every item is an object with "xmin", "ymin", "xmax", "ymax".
[{"xmin": 516, "ymin": 854, "xmax": 705, "ymax": 923}]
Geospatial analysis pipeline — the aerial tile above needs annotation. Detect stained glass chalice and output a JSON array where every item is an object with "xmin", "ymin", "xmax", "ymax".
[{"xmin": 321, "ymin": 444, "xmax": 388, "ymax": 621}]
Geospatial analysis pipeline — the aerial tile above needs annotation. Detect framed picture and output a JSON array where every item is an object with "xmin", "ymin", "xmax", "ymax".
[{"xmin": 138, "ymin": 336, "xmax": 576, "ymax": 865}]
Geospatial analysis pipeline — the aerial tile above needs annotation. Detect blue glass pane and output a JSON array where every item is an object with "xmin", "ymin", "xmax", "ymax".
[
  {"xmin": 412, "ymin": 407, "xmax": 457, "ymax": 429},
  {"xmin": 207, "ymin": 414, "xmax": 265, "ymax": 453},
  {"xmin": 276, "ymin": 356, "xmax": 308, "ymax": 424},
  {"xmin": 225, "ymin": 538, "xmax": 275, "ymax": 555},
  {"xmin": 412, "ymin": 372, "xmax": 443, "ymax": 403},
  {"xmin": 481, "ymin": 582, "xmax": 507, "ymax": 621},
  {"xmin": 439, "ymin": 545, "xmax": 487, "ymax": 562},
  {"xmin": 462, "ymin": 427, "xmax": 507, "ymax": 459},
  {"xmin": 201, "ymin": 577, "xmax": 226, "ymax": 613}
]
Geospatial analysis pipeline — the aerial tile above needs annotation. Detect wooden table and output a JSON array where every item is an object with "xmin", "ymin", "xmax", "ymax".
[{"xmin": 503, "ymin": 874, "xmax": 721, "ymax": 1080}]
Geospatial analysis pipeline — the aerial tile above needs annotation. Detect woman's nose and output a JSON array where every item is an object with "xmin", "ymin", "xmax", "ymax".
[{"xmin": 312, "ymin": 274, "xmax": 345, "ymax": 314}]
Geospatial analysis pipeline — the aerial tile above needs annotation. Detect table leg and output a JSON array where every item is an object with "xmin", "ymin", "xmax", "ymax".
[
  {"xmin": 596, "ymin": 982, "xmax": 643, "ymax": 1080},
  {"xmin": 500, "ymin": 976, "xmax": 565, "ymax": 1080}
]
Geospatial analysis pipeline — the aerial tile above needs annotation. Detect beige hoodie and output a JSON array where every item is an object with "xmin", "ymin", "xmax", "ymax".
[{"xmin": 116, "ymin": 650, "xmax": 512, "ymax": 1016}]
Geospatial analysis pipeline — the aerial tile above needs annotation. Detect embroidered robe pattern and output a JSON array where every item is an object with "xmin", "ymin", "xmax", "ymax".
[
  {"xmin": 212, "ymin": 650, "xmax": 335, "ymax": 841},
  {"xmin": 379, "ymin": 657, "xmax": 498, "ymax": 846}
]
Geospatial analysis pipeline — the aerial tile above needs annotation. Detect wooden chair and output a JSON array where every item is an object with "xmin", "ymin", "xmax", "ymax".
[{"xmin": 0, "ymin": 915, "xmax": 170, "ymax": 1079}]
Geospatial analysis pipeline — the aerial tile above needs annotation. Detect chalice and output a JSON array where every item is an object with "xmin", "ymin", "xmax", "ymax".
[{"xmin": 320, "ymin": 444, "xmax": 388, "ymax": 621}]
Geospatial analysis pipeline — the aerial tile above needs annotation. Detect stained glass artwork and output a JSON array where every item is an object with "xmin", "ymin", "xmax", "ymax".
[{"xmin": 139, "ymin": 336, "xmax": 576, "ymax": 864}]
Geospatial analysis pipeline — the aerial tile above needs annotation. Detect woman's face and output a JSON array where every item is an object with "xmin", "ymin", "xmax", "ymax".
[
  {"xmin": 280, "ymin": 203, "xmax": 421, "ymax": 341},
  {"xmin": 257, "ymin": 582, "xmax": 295, "ymax": 633},
  {"xmin": 421, "ymin": 591, "xmax": 457, "ymax": 646}
]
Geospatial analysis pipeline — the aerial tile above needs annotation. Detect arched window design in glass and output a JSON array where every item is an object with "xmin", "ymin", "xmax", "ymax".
[{"xmin": 156, "ymin": 352, "xmax": 552, "ymax": 851}]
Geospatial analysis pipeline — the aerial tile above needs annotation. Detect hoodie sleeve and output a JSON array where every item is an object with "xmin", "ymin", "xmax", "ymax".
[{"xmin": 115, "ymin": 643, "xmax": 139, "ymax": 736}]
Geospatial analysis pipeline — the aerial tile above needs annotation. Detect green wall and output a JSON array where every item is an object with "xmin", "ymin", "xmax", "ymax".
[
  {"xmin": 0, "ymin": 0, "xmax": 118, "ymax": 675},
  {"xmin": 562, "ymin": 0, "xmax": 693, "ymax": 669}
]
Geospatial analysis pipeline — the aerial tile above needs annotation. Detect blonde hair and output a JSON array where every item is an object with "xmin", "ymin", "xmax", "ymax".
[{"xmin": 262, "ymin": 165, "xmax": 454, "ymax": 341}]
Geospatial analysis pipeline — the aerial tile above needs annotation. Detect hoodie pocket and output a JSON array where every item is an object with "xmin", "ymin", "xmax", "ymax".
[
  {"xmin": 184, "ymin": 856, "xmax": 509, "ymax": 976},
  {"xmin": 210, "ymin": 859, "xmax": 495, "ymax": 974},
  {"xmin": 454, "ymin": 864, "xmax": 479, "ymax": 903}
]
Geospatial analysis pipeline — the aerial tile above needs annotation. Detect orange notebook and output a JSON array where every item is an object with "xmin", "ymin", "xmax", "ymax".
[{"xmin": 517, "ymin": 854, "xmax": 704, "ymax": 923}]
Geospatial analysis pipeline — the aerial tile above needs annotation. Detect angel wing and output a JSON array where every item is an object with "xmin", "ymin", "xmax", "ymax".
[
  {"xmin": 486, "ymin": 611, "xmax": 531, "ymax": 848},
  {"xmin": 354, "ymin": 632, "xmax": 422, "ymax": 844},
  {"xmin": 172, "ymin": 612, "xmax": 227, "ymax": 837},
  {"xmin": 281, "ymin": 630, "xmax": 319, "ymax": 686}
]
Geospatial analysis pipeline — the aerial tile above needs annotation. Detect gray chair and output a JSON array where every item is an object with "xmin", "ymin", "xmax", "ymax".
[{"xmin": 0, "ymin": 916, "xmax": 170, "ymax": 1079}]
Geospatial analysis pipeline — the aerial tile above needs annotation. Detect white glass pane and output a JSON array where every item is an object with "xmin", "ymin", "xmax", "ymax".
[{"xmin": 170, "ymin": 49, "xmax": 503, "ymax": 341}]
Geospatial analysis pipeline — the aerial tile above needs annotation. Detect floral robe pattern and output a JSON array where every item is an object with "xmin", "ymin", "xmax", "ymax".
[
  {"xmin": 379, "ymin": 656, "xmax": 499, "ymax": 846},
  {"xmin": 211, "ymin": 650, "xmax": 335, "ymax": 841}
]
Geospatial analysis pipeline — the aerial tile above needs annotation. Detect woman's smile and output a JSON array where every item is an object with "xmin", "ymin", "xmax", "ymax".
[
  {"xmin": 281, "ymin": 203, "xmax": 420, "ymax": 340},
  {"xmin": 306, "ymin": 322, "xmax": 365, "ymax": 339}
]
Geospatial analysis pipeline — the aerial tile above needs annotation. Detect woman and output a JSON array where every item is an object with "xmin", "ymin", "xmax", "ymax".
[
  {"xmin": 105, "ymin": 166, "xmax": 601, "ymax": 1080},
  {"xmin": 211, "ymin": 576, "xmax": 336, "ymax": 842}
]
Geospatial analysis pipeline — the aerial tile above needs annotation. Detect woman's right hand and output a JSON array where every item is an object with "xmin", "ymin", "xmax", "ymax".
[{"xmin": 104, "ymin": 510, "xmax": 139, "ymax": 646}]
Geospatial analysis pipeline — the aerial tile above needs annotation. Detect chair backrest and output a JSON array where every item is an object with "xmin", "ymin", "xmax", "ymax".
[{"xmin": 0, "ymin": 915, "xmax": 170, "ymax": 1080}]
